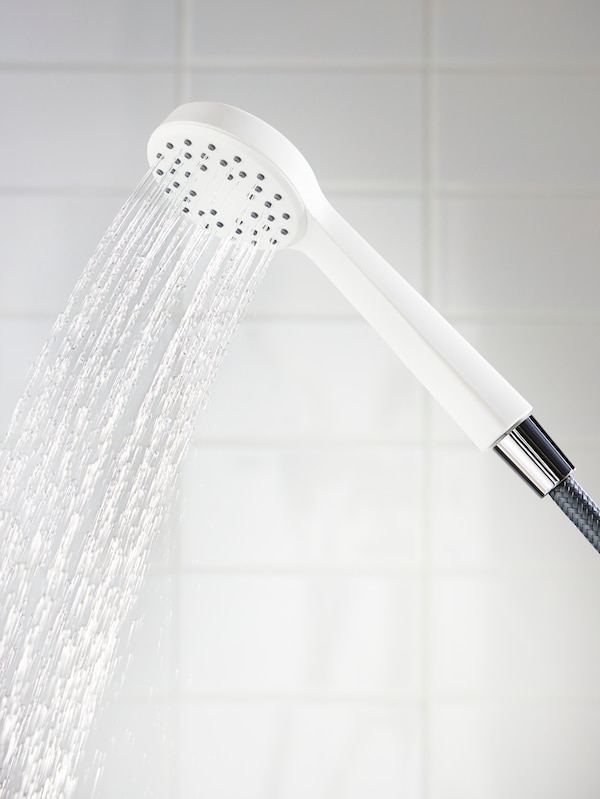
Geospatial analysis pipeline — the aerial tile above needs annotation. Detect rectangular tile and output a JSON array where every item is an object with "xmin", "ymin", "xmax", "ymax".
[
  {"xmin": 431, "ymin": 574, "xmax": 600, "ymax": 699},
  {"xmin": 0, "ymin": 0, "xmax": 178, "ymax": 62},
  {"xmin": 436, "ymin": 74, "xmax": 600, "ymax": 188},
  {"xmin": 180, "ymin": 701, "xmax": 422, "ymax": 799},
  {"xmin": 110, "ymin": 574, "xmax": 174, "ymax": 700},
  {"xmin": 188, "ymin": 0, "xmax": 424, "ymax": 61},
  {"xmin": 75, "ymin": 699, "xmax": 172, "ymax": 798},
  {"xmin": 430, "ymin": 703, "xmax": 600, "ymax": 799},
  {"xmin": 0, "ymin": 318, "xmax": 54, "ymax": 435},
  {"xmin": 0, "ymin": 72, "xmax": 177, "ymax": 188},
  {"xmin": 434, "ymin": 196, "xmax": 600, "ymax": 313},
  {"xmin": 195, "ymin": 320, "xmax": 423, "ymax": 442},
  {"xmin": 435, "ymin": 0, "xmax": 600, "ymax": 63},
  {"xmin": 180, "ymin": 444, "xmax": 423, "ymax": 569},
  {"xmin": 180, "ymin": 574, "xmax": 422, "ymax": 697},
  {"xmin": 0, "ymin": 194, "xmax": 127, "ymax": 315}
]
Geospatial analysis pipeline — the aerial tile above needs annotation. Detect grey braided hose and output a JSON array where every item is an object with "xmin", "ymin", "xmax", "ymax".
[{"xmin": 550, "ymin": 475, "xmax": 600, "ymax": 555}]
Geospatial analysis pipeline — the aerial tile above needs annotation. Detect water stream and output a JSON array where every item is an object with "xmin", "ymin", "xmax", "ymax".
[{"xmin": 0, "ymin": 164, "xmax": 276, "ymax": 796}]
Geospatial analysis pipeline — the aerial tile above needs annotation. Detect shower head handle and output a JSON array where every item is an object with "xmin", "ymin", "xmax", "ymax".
[{"xmin": 297, "ymin": 194, "xmax": 532, "ymax": 450}]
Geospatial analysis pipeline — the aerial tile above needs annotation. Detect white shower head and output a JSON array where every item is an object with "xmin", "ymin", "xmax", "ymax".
[
  {"xmin": 147, "ymin": 102, "xmax": 315, "ymax": 250},
  {"xmin": 147, "ymin": 101, "xmax": 571, "ymax": 495}
]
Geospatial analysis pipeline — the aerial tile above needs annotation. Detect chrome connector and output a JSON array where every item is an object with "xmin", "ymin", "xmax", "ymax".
[{"xmin": 494, "ymin": 416, "xmax": 574, "ymax": 496}]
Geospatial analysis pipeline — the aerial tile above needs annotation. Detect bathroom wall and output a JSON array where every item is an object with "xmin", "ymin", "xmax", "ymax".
[{"xmin": 1, "ymin": 0, "xmax": 600, "ymax": 796}]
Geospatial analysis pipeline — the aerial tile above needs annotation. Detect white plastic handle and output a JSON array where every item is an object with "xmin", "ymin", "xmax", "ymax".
[{"xmin": 297, "ymin": 192, "xmax": 532, "ymax": 451}]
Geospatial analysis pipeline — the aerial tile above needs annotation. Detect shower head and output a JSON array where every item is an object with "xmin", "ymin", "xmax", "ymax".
[
  {"xmin": 147, "ymin": 102, "xmax": 315, "ymax": 250},
  {"xmin": 147, "ymin": 103, "xmax": 311, "ymax": 250},
  {"xmin": 147, "ymin": 102, "xmax": 572, "ymax": 496}
]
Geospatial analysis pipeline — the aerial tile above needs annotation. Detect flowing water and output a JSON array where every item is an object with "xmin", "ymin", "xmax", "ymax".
[{"xmin": 0, "ymin": 162, "xmax": 277, "ymax": 797}]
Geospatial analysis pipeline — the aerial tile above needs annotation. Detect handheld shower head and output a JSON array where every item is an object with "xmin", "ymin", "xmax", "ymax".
[
  {"xmin": 147, "ymin": 102, "xmax": 571, "ymax": 497},
  {"xmin": 146, "ymin": 102, "xmax": 312, "ymax": 250}
]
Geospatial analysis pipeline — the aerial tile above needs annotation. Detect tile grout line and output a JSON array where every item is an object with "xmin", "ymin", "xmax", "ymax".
[
  {"xmin": 3, "ymin": 183, "xmax": 600, "ymax": 198},
  {"xmin": 178, "ymin": 0, "xmax": 192, "ymax": 103},
  {"xmin": 170, "ymin": 5, "xmax": 189, "ymax": 796},
  {"xmin": 4, "ymin": 309, "xmax": 600, "ymax": 326},
  {"xmin": 5, "ymin": 309, "xmax": 600, "ymax": 325},
  {"xmin": 174, "ymin": 0, "xmax": 187, "ymax": 106},
  {"xmin": 108, "ymin": 690, "xmax": 600, "ymax": 707},
  {"xmin": 169, "ymin": 482, "xmax": 182, "ymax": 799},
  {"xmin": 148, "ymin": 561, "xmax": 600, "ymax": 579},
  {"xmin": 3, "ymin": 59, "xmax": 600, "ymax": 75},
  {"xmin": 420, "ymin": 0, "xmax": 437, "ymax": 796}
]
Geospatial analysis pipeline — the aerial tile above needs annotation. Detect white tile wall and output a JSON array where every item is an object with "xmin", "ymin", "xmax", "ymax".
[
  {"xmin": 431, "ymin": 574, "xmax": 600, "ymax": 699},
  {"xmin": 180, "ymin": 573, "xmax": 422, "ymax": 697},
  {"xmin": 434, "ymin": 196, "xmax": 600, "ymax": 314},
  {"xmin": 435, "ymin": 0, "xmax": 600, "ymax": 64},
  {"xmin": 0, "ymin": 317, "xmax": 55, "ymax": 429},
  {"xmin": 181, "ymin": 445, "xmax": 424, "ymax": 569},
  {"xmin": 196, "ymin": 320, "xmax": 423, "ymax": 441},
  {"xmin": 0, "ymin": 195, "xmax": 126, "ymax": 314},
  {"xmin": 179, "ymin": 702, "xmax": 422, "ymax": 799},
  {"xmin": 187, "ymin": 0, "xmax": 424, "ymax": 62},
  {"xmin": 430, "ymin": 704, "xmax": 600, "ymax": 799},
  {"xmin": 0, "ymin": 72, "xmax": 176, "ymax": 188},
  {"xmin": 0, "ymin": 0, "xmax": 178, "ymax": 62},
  {"xmin": 2, "ymin": 1, "xmax": 600, "ymax": 798},
  {"xmin": 436, "ymin": 74, "xmax": 600, "ymax": 189}
]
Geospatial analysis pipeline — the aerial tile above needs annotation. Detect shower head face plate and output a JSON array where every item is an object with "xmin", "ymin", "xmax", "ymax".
[{"xmin": 147, "ymin": 103, "xmax": 315, "ymax": 249}]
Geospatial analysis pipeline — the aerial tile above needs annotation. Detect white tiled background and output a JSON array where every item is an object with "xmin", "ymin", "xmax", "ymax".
[{"xmin": 1, "ymin": 1, "xmax": 600, "ymax": 797}]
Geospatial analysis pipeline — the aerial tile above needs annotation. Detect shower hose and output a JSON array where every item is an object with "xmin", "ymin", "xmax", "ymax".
[{"xmin": 550, "ymin": 476, "xmax": 600, "ymax": 555}]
